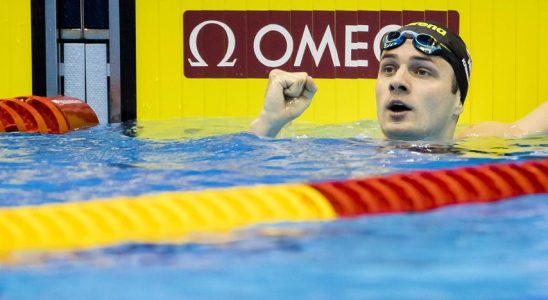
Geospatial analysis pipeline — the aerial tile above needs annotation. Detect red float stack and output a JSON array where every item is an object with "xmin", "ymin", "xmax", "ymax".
[{"xmin": 0, "ymin": 96, "xmax": 99, "ymax": 134}]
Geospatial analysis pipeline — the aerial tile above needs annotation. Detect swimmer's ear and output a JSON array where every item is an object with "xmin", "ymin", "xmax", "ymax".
[{"xmin": 452, "ymin": 91, "xmax": 464, "ymax": 117}]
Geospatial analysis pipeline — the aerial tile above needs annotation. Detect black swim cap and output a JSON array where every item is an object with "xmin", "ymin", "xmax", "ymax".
[{"xmin": 395, "ymin": 21, "xmax": 472, "ymax": 103}]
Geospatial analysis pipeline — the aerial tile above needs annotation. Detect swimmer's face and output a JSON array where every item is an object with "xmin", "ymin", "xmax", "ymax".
[{"xmin": 376, "ymin": 40, "xmax": 463, "ymax": 141}]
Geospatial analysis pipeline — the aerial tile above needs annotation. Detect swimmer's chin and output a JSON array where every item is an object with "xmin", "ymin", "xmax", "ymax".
[{"xmin": 381, "ymin": 128, "xmax": 455, "ymax": 143}]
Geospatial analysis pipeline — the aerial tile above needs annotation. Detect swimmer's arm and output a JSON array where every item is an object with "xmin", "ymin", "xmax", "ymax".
[
  {"xmin": 249, "ymin": 112, "xmax": 287, "ymax": 138},
  {"xmin": 249, "ymin": 69, "xmax": 317, "ymax": 137},
  {"xmin": 458, "ymin": 101, "xmax": 548, "ymax": 138},
  {"xmin": 513, "ymin": 101, "xmax": 548, "ymax": 136}
]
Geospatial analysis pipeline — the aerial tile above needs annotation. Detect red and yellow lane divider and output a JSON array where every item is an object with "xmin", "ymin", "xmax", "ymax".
[
  {"xmin": 0, "ymin": 159, "xmax": 547, "ymax": 254},
  {"xmin": 0, "ymin": 96, "xmax": 98, "ymax": 134}
]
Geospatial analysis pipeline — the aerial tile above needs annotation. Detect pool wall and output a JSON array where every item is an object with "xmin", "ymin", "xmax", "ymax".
[
  {"xmin": 0, "ymin": 1, "xmax": 32, "ymax": 99},
  {"xmin": 136, "ymin": 0, "xmax": 548, "ymax": 124}
]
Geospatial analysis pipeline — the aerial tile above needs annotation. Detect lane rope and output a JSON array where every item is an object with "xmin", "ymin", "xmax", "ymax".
[{"xmin": 0, "ymin": 159, "xmax": 546, "ymax": 254}]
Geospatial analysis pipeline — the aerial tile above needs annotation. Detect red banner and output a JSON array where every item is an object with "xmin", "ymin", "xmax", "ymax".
[{"xmin": 183, "ymin": 10, "xmax": 460, "ymax": 78}]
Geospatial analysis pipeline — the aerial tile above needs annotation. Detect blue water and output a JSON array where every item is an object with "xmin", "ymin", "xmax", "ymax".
[{"xmin": 1, "ymin": 118, "xmax": 547, "ymax": 299}]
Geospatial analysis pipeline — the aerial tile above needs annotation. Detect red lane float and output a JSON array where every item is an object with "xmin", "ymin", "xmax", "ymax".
[
  {"xmin": 310, "ymin": 159, "xmax": 548, "ymax": 217},
  {"xmin": 0, "ymin": 96, "xmax": 99, "ymax": 134}
]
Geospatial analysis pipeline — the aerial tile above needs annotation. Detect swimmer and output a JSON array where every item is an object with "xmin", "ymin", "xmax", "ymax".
[{"xmin": 249, "ymin": 21, "xmax": 548, "ymax": 141}]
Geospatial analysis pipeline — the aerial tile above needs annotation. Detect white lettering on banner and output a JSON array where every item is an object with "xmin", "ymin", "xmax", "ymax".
[
  {"xmin": 345, "ymin": 25, "xmax": 369, "ymax": 67},
  {"xmin": 294, "ymin": 25, "xmax": 340, "ymax": 67},
  {"xmin": 373, "ymin": 24, "xmax": 402, "ymax": 61},
  {"xmin": 187, "ymin": 21, "xmax": 404, "ymax": 69},
  {"xmin": 188, "ymin": 20, "xmax": 237, "ymax": 67},
  {"xmin": 254, "ymin": 24, "xmax": 294, "ymax": 67}
]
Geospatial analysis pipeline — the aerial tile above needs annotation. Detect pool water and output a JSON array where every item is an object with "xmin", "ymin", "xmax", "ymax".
[{"xmin": 0, "ymin": 118, "xmax": 547, "ymax": 299}]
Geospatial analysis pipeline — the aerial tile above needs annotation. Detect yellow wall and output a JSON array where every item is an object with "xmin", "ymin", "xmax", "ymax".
[
  {"xmin": 136, "ymin": 0, "xmax": 548, "ymax": 124},
  {"xmin": 0, "ymin": 1, "xmax": 32, "ymax": 98}
]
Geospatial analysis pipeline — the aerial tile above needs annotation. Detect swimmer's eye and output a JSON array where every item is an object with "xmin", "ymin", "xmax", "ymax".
[
  {"xmin": 381, "ymin": 64, "xmax": 397, "ymax": 75},
  {"xmin": 415, "ymin": 68, "xmax": 432, "ymax": 77}
]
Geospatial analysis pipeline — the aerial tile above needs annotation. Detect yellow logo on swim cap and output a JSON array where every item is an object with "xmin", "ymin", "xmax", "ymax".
[{"xmin": 407, "ymin": 22, "xmax": 447, "ymax": 36}]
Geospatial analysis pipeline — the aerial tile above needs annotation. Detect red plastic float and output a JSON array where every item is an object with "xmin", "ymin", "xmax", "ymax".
[
  {"xmin": 0, "ymin": 101, "xmax": 27, "ymax": 132},
  {"xmin": 0, "ymin": 96, "xmax": 99, "ymax": 134}
]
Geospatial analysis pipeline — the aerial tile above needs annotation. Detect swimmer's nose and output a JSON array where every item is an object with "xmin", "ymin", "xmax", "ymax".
[
  {"xmin": 389, "ymin": 80, "xmax": 408, "ymax": 93},
  {"xmin": 389, "ymin": 70, "xmax": 409, "ymax": 93}
]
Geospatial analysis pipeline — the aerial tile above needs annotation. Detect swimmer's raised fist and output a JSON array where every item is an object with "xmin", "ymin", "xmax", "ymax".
[{"xmin": 250, "ymin": 69, "xmax": 318, "ymax": 137}]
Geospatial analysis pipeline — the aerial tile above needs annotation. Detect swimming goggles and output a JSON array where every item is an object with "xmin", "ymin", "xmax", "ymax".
[{"xmin": 381, "ymin": 30, "xmax": 451, "ymax": 56}]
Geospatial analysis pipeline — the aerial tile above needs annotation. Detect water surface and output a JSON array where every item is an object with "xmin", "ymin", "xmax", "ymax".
[{"xmin": 0, "ymin": 118, "xmax": 547, "ymax": 299}]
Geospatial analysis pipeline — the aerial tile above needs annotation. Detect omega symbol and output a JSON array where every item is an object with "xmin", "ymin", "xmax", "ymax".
[{"xmin": 188, "ymin": 20, "xmax": 237, "ymax": 67}]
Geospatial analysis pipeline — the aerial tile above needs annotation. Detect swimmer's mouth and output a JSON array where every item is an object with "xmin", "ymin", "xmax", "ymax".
[{"xmin": 387, "ymin": 100, "xmax": 412, "ymax": 113}]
